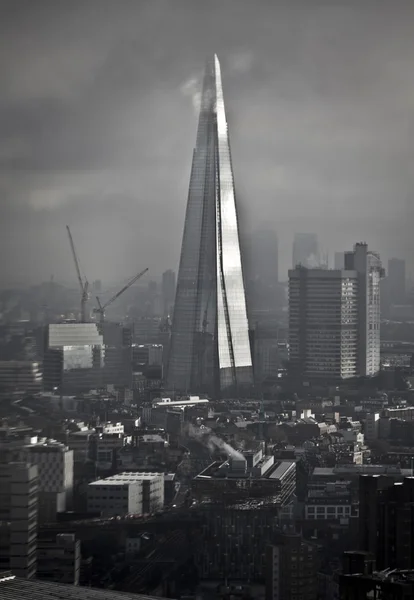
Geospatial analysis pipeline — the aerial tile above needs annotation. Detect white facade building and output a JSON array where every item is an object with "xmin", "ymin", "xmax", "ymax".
[
  {"xmin": 99, "ymin": 422, "xmax": 124, "ymax": 434},
  {"xmin": 21, "ymin": 439, "xmax": 73, "ymax": 522},
  {"xmin": 87, "ymin": 472, "xmax": 164, "ymax": 517},
  {"xmin": 345, "ymin": 243, "xmax": 383, "ymax": 377}
]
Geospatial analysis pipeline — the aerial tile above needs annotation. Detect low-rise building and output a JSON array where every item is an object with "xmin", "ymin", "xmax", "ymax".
[
  {"xmin": 305, "ymin": 481, "xmax": 355, "ymax": 521},
  {"xmin": 87, "ymin": 472, "xmax": 164, "ymax": 517},
  {"xmin": 37, "ymin": 533, "xmax": 80, "ymax": 585},
  {"xmin": 193, "ymin": 448, "xmax": 296, "ymax": 508}
]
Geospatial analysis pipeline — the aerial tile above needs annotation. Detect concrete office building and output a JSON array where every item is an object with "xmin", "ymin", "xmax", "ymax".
[
  {"xmin": 0, "ymin": 463, "xmax": 38, "ymax": 579},
  {"xmin": 334, "ymin": 252, "xmax": 345, "ymax": 270},
  {"xmin": 289, "ymin": 267, "xmax": 359, "ymax": 381},
  {"xmin": 193, "ymin": 448, "xmax": 296, "ymax": 508},
  {"xmin": 289, "ymin": 243, "xmax": 383, "ymax": 382},
  {"xmin": 266, "ymin": 532, "xmax": 319, "ymax": 600},
  {"xmin": 0, "ymin": 361, "xmax": 42, "ymax": 393},
  {"xmin": 37, "ymin": 533, "xmax": 81, "ymax": 585},
  {"xmin": 43, "ymin": 323, "xmax": 104, "ymax": 393},
  {"xmin": 87, "ymin": 472, "xmax": 164, "ymax": 517},
  {"xmin": 359, "ymin": 475, "xmax": 414, "ymax": 570},
  {"xmin": 21, "ymin": 439, "xmax": 73, "ymax": 522}
]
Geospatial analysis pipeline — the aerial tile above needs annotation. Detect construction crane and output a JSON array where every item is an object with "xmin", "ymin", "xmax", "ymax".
[
  {"xmin": 66, "ymin": 225, "xmax": 89, "ymax": 323},
  {"xmin": 94, "ymin": 267, "xmax": 149, "ymax": 323}
]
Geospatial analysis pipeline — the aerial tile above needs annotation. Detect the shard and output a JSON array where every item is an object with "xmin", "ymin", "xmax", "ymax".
[{"xmin": 167, "ymin": 55, "xmax": 253, "ymax": 396}]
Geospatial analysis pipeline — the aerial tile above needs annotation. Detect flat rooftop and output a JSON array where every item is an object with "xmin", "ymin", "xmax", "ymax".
[
  {"xmin": 0, "ymin": 573, "xmax": 165, "ymax": 599},
  {"xmin": 195, "ymin": 460, "xmax": 295, "ymax": 481},
  {"xmin": 152, "ymin": 399, "xmax": 209, "ymax": 407},
  {"xmin": 313, "ymin": 465, "xmax": 413, "ymax": 477},
  {"xmin": 89, "ymin": 472, "xmax": 163, "ymax": 486}
]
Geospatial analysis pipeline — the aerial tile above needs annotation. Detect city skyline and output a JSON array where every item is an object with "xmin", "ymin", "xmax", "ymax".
[{"xmin": 0, "ymin": 1, "xmax": 413, "ymax": 286}]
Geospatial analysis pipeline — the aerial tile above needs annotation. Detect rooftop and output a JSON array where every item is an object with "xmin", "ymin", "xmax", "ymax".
[
  {"xmin": 343, "ymin": 568, "xmax": 414, "ymax": 585},
  {"xmin": 195, "ymin": 459, "xmax": 295, "ymax": 481},
  {"xmin": 0, "ymin": 573, "xmax": 167, "ymax": 600},
  {"xmin": 89, "ymin": 472, "xmax": 163, "ymax": 486},
  {"xmin": 313, "ymin": 465, "xmax": 413, "ymax": 477}
]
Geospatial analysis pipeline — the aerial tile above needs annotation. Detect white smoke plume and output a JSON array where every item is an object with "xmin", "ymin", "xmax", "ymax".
[
  {"xmin": 185, "ymin": 423, "xmax": 244, "ymax": 460},
  {"xmin": 180, "ymin": 76, "xmax": 201, "ymax": 113},
  {"xmin": 305, "ymin": 253, "xmax": 320, "ymax": 268}
]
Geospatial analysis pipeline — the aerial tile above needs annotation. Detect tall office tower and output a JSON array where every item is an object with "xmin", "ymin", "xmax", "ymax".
[
  {"xmin": 167, "ymin": 55, "xmax": 253, "ymax": 396},
  {"xmin": 292, "ymin": 233, "xmax": 318, "ymax": 268},
  {"xmin": 345, "ymin": 243, "xmax": 384, "ymax": 377},
  {"xmin": 289, "ymin": 243, "xmax": 383, "ymax": 382},
  {"xmin": 249, "ymin": 229, "xmax": 279, "ymax": 284},
  {"xmin": 162, "ymin": 270, "xmax": 176, "ymax": 317},
  {"xmin": 334, "ymin": 251, "xmax": 345, "ymax": 270},
  {"xmin": 289, "ymin": 267, "xmax": 359, "ymax": 381},
  {"xmin": 0, "ymin": 462, "xmax": 38, "ymax": 579}
]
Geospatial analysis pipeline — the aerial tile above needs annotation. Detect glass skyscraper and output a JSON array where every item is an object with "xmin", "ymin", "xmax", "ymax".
[{"xmin": 167, "ymin": 55, "xmax": 253, "ymax": 396}]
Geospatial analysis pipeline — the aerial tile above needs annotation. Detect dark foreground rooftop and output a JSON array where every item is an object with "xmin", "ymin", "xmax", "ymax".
[{"xmin": 0, "ymin": 572, "xmax": 170, "ymax": 600}]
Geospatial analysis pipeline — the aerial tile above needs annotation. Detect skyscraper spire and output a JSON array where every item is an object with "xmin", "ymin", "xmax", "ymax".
[{"xmin": 167, "ymin": 55, "xmax": 253, "ymax": 397}]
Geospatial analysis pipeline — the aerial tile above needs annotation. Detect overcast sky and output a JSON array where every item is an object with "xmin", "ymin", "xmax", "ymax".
[{"xmin": 1, "ymin": 0, "xmax": 414, "ymax": 287}]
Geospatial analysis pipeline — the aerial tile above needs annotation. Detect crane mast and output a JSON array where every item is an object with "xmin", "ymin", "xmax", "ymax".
[
  {"xmin": 94, "ymin": 267, "xmax": 149, "ymax": 323},
  {"xmin": 66, "ymin": 225, "xmax": 89, "ymax": 322}
]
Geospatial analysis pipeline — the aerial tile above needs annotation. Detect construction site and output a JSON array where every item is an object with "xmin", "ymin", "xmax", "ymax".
[{"xmin": 42, "ymin": 226, "xmax": 149, "ymax": 394}]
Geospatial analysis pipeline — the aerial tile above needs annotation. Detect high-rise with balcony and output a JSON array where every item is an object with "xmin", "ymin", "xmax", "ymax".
[
  {"xmin": 167, "ymin": 55, "xmax": 253, "ymax": 396},
  {"xmin": 289, "ymin": 243, "xmax": 383, "ymax": 382},
  {"xmin": 344, "ymin": 243, "xmax": 384, "ymax": 377}
]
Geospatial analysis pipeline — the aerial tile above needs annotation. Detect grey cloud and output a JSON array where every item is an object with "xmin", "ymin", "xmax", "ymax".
[{"xmin": 1, "ymin": 0, "xmax": 414, "ymax": 286}]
